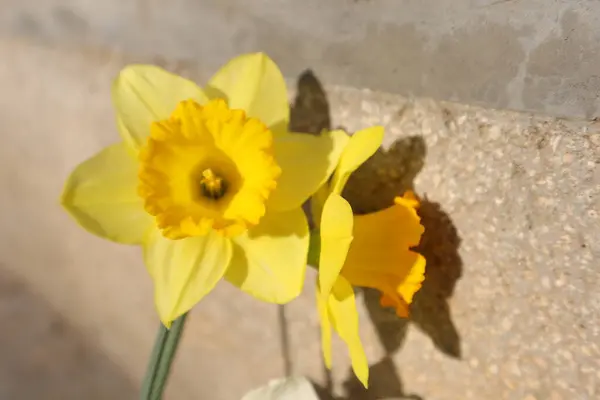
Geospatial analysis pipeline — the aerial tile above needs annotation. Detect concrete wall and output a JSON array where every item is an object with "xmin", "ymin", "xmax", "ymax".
[
  {"xmin": 1, "ymin": 0, "xmax": 600, "ymax": 118},
  {"xmin": 1, "ymin": 1, "xmax": 599, "ymax": 399},
  {"xmin": 1, "ymin": 38, "xmax": 599, "ymax": 400}
]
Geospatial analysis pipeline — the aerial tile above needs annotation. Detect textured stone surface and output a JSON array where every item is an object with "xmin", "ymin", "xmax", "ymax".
[
  {"xmin": 1, "ymin": 0, "xmax": 600, "ymax": 118},
  {"xmin": 0, "ymin": 39, "xmax": 598, "ymax": 399}
]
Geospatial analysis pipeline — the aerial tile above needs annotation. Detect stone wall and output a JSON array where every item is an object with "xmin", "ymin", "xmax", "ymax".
[
  {"xmin": 0, "ymin": 37, "xmax": 598, "ymax": 399},
  {"xmin": 1, "ymin": 0, "xmax": 600, "ymax": 117}
]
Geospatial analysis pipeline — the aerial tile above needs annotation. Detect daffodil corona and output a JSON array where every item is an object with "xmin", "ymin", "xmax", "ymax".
[
  {"xmin": 342, "ymin": 192, "xmax": 426, "ymax": 318},
  {"xmin": 61, "ymin": 53, "xmax": 347, "ymax": 326},
  {"xmin": 310, "ymin": 127, "xmax": 426, "ymax": 387},
  {"xmin": 138, "ymin": 98, "xmax": 281, "ymax": 239}
]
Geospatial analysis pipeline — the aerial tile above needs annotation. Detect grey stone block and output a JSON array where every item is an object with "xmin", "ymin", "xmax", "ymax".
[{"xmin": 0, "ymin": 0, "xmax": 599, "ymax": 117}]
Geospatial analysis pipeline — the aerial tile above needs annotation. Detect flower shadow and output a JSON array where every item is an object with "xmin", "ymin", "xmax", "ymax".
[
  {"xmin": 289, "ymin": 70, "xmax": 463, "ymax": 399},
  {"xmin": 289, "ymin": 70, "xmax": 332, "ymax": 136}
]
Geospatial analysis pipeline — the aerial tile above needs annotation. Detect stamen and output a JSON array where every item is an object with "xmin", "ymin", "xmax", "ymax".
[{"xmin": 199, "ymin": 168, "xmax": 227, "ymax": 200}]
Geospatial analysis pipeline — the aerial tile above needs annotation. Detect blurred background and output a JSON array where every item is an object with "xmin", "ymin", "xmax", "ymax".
[{"xmin": 0, "ymin": 0, "xmax": 599, "ymax": 399}]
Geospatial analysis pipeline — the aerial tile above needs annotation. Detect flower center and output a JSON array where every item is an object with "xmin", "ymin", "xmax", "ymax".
[
  {"xmin": 199, "ymin": 168, "xmax": 227, "ymax": 200},
  {"xmin": 138, "ymin": 98, "xmax": 281, "ymax": 239}
]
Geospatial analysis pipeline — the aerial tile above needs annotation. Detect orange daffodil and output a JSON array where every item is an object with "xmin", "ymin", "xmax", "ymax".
[
  {"xmin": 310, "ymin": 128, "xmax": 426, "ymax": 387},
  {"xmin": 61, "ymin": 53, "xmax": 348, "ymax": 326}
]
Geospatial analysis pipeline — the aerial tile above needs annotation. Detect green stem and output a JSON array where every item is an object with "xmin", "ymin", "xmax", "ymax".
[
  {"xmin": 140, "ymin": 313, "xmax": 189, "ymax": 400},
  {"xmin": 307, "ymin": 228, "xmax": 321, "ymax": 267},
  {"xmin": 140, "ymin": 324, "xmax": 168, "ymax": 399},
  {"xmin": 150, "ymin": 314, "xmax": 188, "ymax": 399}
]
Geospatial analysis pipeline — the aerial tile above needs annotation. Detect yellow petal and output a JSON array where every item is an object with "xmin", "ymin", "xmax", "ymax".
[
  {"xmin": 331, "ymin": 126, "xmax": 384, "ymax": 195},
  {"xmin": 204, "ymin": 53, "xmax": 289, "ymax": 134},
  {"xmin": 318, "ymin": 194, "xmax": 353, "ymax": 298},
  {"xmin": 268, "ymin": 130, "xmax": 349, "ymax": 212},
  {"xmin": 61, "ymin": 143, "xmax": 152, "ymax": 244},
  {"xmin": 225, "ymin": 207, "xmax": 309, "ymax": 303},
  {"xmin": 316, "ymin": 282, "xmax": 332, "ymax": 369},
  {"xmin": 341, "ymin": 195, "xmax": 426, "ymax": 317},
  {"xmin": 112, "ymin": 65, "xmax": 208, "ymax": 150},
  {"xmin": 328, "ymin": 277, "xmax": 369, "ymax": 387},
  {"xmin": 143, "ymin": 228, "xmax": 232, "ymax": 326}
]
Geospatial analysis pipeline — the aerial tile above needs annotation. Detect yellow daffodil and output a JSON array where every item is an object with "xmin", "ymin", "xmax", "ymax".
[
  {"xmin": 61, "ymin": 53, "xmax": 348, "ymax": 326},
  {"xmin": 310, "ymin": 128, "xmax": 426, "ymax": 387}
]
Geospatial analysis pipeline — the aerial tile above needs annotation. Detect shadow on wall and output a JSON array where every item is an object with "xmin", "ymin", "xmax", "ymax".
[
  {"xmin": 289, "ymin": 71, "xmax": 463, "ymax": 400},
  {"xmin": 0, "ymin": 267, "xmax": 137, "ymax": 400}
]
